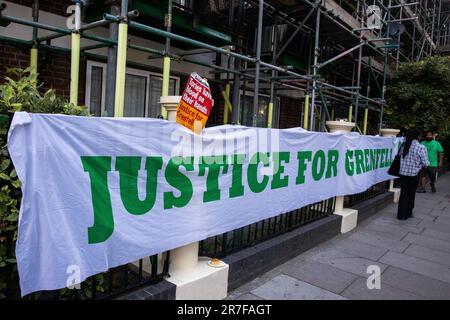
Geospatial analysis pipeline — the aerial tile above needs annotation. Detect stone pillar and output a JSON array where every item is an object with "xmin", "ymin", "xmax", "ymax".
[
  {"xmin": 159, "ymin": 96, "xmax": 229, "ymax": 300},
  {"xmin": 326, "ymin": 121, "xmax": 358, "ymax": 233},
  {"xmin": 380, "ymin": 128, "xmax": 401, "ymax": 203},
  {"xmin": 159, "ymin": 96, "xmax": 182, "ymax": 121}
]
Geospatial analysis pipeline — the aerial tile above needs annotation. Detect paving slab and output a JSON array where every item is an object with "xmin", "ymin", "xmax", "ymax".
[
  {"xmin": 371, "ymin": 219, "xmax": 425, "ymax": 234},
  {"xmin": 280, "ymin": 259, "xmax": 358, "ymax": 294},
  {"xmin": 429, "ymin": 209, "xmax": 450, "ymax": 217},
  {"xmin": 422, "ymin": 228, "xmax": 450, "ymax": 241},
  {"xmin": 329, "ymin": 238, "xmax": 389, "ymax": 261},
  {"xmin": 379, "ymin": 251, "xmax": 450, "ymax": 284},
  {"xmin": 310, "ymin": 249, "xmax": 388, "ymax": 277},
  {"xmin": 418, "ymin": 220, "xmax": 450, "ymax": 234},
  {"xmin": 403, "ymin": 233, "xmax": 450, "ymax": 253},
  {"xmin": 251, "ymin": 275, "xmax": 346, "ymax": 300},
  {"xmin": 341, "ymin": 277, "xmax": 424, "ymax": 300},
  {"xmin": 381, "ymin": 266, "xmax": 450, "ymax": 300},
  {"xmin": 435, "ymin": 216, "xmax": 450, "ymax": 227},
  {"xmin": 234, "ymin": 293, "xmax": 264, "ymax": 300},
  {"xmin": 376, "ymin": 215, "xmax": 422, "ymax": 227},
  {"xmin": 412, "ymin": 213, "xmax": 437, "ymax": 222},
  {"xmin": 347, "ymin": 231, "xmax": 410, "ymax": 253},
  {"xmin": 404, "ymin": 244, "xmax": 450, "ymax": 267}
]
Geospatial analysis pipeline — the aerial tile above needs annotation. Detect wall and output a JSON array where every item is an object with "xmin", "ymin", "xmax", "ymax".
[
  {"xmin": 278, "ymin": 96, "xmax": 302, "ymax": 129},
  {"xmin": 0, "ymin": 39, "xmax": 86, "ymax": 103}
]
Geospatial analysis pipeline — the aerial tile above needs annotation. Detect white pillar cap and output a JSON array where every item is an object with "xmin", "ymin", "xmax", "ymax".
[{"xmin": 326, "ymin": 120, "xmax": 356, "ymax": 133}]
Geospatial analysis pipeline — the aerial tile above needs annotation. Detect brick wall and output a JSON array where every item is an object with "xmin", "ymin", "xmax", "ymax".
[
  {"xmin": 0, "ymin": 40, "xmax": 86, "ymax": 105},
  {"xmin": 279, "ymin": 96, "xmax": 302, "ymax": 129}
]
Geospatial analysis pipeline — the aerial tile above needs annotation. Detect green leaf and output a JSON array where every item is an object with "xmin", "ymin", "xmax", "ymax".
[
  {"xmin": 11, "ymin": 180, "xmax": 21, "ymax": 188},
  {"xmin": 6, "ymin": 212, "xmax": 18, "ymax": 222},
  {"xmin": 0, "ymin": 173, "xmax": 10, "ymax": 181},
  {"xmin": 0, "ymin": 159, "xmax": 10, "ymax": 171},
  {"xmin": 9, "ymin": 170, "xmax": 17, "ymax": 178}
]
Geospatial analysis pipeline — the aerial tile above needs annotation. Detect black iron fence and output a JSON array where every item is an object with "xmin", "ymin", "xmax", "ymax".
[
  {"xmin": 2, "ymin": 229, "xmax": 170, "ymax": 300},
  {"xmin": 3, "ymin": 180, "xmax": 394, "ymax": 299},
  {"xmin": 345, "ymin": 181, "xmax": 390, "ymax": 207},
  {"xmin": 199, "ymin": 198, "xmax": 336, "ymax": 258}
]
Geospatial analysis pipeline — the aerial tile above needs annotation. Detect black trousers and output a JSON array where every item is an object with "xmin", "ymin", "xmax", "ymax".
[
  {"xmin": 421, "ymin": 167, "xmax": 437, "ymax": 186},
  {"xmin": 397, "ymin": 174, "xmax": 420, "ymax": 220}
]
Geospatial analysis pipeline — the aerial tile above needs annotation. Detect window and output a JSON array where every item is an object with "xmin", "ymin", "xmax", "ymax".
[
  {"xmin": 239, "ymin": 94, "xmax": 280, "ymax": 128},
  {"xmin": 124, "ymin": 71, "xmax": 148, "ymax": 117},
  {"xmin": 85, "ymin": 61, "xmax": 179, "ymax": 117},
  {"xmin": 148, "ymin": 75, "xmax": 176, "ymax": 118},
  {"xmin": 85, "ymin": 62, "xmax": 106, "ymax": 117}
]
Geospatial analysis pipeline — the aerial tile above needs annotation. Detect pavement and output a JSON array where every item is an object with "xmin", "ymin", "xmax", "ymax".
[{"xmin": 227, "ymin": 173, "xmax": 450, "ymax": 300}]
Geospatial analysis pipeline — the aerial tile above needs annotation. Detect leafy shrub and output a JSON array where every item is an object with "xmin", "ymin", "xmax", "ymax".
[{"xmin": 0, "ymin": 67, "xmax": 91, "ymax": 299}]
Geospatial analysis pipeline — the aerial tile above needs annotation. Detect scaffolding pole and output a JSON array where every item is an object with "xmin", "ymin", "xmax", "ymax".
[
  {"xmin": 161, "ymin": 0, "xmax": 173, "ymax": 119},
  {"xmin": 30, "ymin": 0, "xmax": 38, "ymax": 77},
  {"xmin": 268, "ymin": 14, "xmax": 278, "ymax": 128},
  {"xmin": 354, "ymin": 0, "xmax": 366, "ymax": 131},
  {"xmin": 0, "ymin": 0, "xmax": 407, "ymax": 128},
  {"xmin": 105, "ymin": 2, "xmax": 120, "ymax": 117},
  {"xmin": 69, "ymin": 1, "xmax": 82, "ymax": 106},
  {"xmin": 310, "ymin": 1, "xmax": 322, "ymax": 131},
  {"xmin": 113, "ymin": 0, "xmax": 129, "ymax": 117},
  {"xmin": 252, "ymin": 0, "xmax": 264, "ymax": 127}
]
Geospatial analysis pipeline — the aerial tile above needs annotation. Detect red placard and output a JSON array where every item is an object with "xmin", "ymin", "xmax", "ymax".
[{"xmin": 176, "ymin": 72, "xmax": 213, "ymax": 134}]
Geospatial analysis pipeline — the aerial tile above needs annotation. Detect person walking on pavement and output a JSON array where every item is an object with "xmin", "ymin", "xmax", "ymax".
[
  {"xmin": 417, "ymin": 130, "xmax": 445, "ymax": 193},
  {"xmin": 397, "ymin": 128, "xmax": 430, "ymax": 220}
]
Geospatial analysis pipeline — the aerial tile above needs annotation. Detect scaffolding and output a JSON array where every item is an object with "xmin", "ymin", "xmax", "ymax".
[{"xmin": 0, "ymin": 0, "xmax": 445, "ymax": 133}]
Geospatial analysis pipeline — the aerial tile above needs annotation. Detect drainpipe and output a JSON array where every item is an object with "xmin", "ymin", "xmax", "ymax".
[
  {"xmin": 161, "ymin": 0, "xmax": 173, "ymax": 119},
  {"xmin": 252, "ymin": 0, "xmax": 263, "ymax": 127},
  {"xmin": 114, "ymin": 0, "xmax": 129, "ymax": 117},
  {"xmin": 105, "ymin": 2, "xmax": 120, "ymax": 117},
  {"xmin": 30, "ymin": 0, "xmax": 39, "ymax": 77},
  {"xmin": 70, "ymin": 0, "xmax": 82, "ymax": 106}
]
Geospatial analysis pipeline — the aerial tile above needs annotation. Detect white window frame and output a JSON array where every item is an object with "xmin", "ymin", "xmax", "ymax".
[
  {"xmin": 85, "ymin": 60, "xmax": 107, "ymax": 115},
  {"xmin": 85, "ymin": 60, "xmax": 180, "ymax": 117}
]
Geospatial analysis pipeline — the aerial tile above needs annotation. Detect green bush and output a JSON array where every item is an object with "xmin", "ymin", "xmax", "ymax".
[{"xmin": 0, "ymin": 67, "xmax": 93, "ymax": 299}]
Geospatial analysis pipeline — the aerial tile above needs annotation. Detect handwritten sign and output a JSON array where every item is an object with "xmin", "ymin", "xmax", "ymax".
[{"xmin": 176, "ymin": 72, "xmax": 213, "ymax": 134}]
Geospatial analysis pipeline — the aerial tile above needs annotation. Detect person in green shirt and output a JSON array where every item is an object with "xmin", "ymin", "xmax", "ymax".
[{"xmin": 417, "ymin": 130, "xmax": 444, "ymax": 193}]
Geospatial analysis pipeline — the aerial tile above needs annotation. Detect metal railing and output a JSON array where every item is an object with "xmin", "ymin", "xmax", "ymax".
[
  {"xmin": 2, "ymin": 228, "xmax": 170, "ymax": 300},
  {"xmin": 199, "ymin": 198, "xmax": 336, "ymax": 258},
  {"xmin": 345, "ymin": 181, "xmax": 390, "ymax": 207}
]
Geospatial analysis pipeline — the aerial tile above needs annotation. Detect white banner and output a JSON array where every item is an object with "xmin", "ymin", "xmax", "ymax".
[{"xmin": 8, "ymin": 112, "xmax": 399, "ymax": 296}]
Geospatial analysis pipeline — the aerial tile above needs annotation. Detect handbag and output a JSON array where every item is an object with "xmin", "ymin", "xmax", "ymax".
[{"xmin": 387, "ymin": 144, "xmax": 403, "ymax": 177}]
